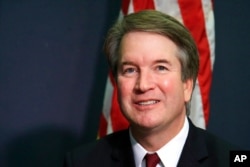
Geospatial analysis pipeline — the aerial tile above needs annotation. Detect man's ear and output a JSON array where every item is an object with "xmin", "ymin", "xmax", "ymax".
[{"xmin": 183, "ymin": 78, "xmax": 193, "ymax": 102}]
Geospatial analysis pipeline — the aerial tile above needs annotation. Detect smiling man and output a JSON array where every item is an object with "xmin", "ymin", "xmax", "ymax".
[
  {"xmin": 64, "ymin": 10, "xmax": 236, "ymax": 167},
  {"xmin": 117, "ymin": 31, "xmax": 191, "ymax": 154}
]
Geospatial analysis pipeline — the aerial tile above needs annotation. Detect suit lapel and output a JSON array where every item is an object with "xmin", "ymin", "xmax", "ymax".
[{"xmin": 177, "ymin": 119, "xmax": 209, "ymax": 167}]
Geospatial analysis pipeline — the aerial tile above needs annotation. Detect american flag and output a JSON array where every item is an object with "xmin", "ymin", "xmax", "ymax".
[{"xmin": 98, "ymin": 0, "xmax": 214, "ymax": 137}]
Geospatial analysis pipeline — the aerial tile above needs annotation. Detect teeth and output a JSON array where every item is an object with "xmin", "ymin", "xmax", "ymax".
[{"xmin": 138, "ymin": 100, "xmax": 158, "ymax": 105}]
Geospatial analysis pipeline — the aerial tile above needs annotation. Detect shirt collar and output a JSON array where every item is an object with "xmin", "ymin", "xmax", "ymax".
[{"xmin": 129, "ymin": 117, "xmax": 189, "ymax": 167}]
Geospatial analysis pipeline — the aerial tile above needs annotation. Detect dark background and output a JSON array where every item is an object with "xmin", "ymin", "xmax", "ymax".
[{"xmin": 0, "ymin": 0, "xmax": 249, "ymax": 167}]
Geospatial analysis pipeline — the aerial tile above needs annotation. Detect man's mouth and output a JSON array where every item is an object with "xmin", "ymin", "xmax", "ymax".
[{"xmin": 137, "ymin": 100, "xmax": 160, "ymax": 106}]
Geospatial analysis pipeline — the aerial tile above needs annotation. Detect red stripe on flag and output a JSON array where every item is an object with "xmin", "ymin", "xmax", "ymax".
[
  {"xmin": 133, "ymin": 0, "xmax": 155, "ymax": 12},
  {"xmin": 178, "ymin": 0, "xmax": 212, "ymax": 125},
  {"xmin": 109, "ymin": 72, "xmax": 129, "ymax": 132},
  {"xmin": 122, "ymin": 0, "xmax": 130, "ymax": 15},
  {"xmin": 98, "ymin": 113, "xmax": 108, "ymax": 138}
]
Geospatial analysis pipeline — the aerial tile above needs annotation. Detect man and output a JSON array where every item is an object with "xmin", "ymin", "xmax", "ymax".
[{"xmin": 64, "ymin": 10, "xmax": 235, "ymax": 167}]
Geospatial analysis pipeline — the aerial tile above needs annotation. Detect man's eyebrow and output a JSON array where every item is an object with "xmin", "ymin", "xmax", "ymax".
[
  {"xmin": 119, "ymin": 59, "xmax": 171, "ymax": 67},
  {"xmin": 154, "ymin": 59, "xmax": 171, "ymax": 65},
  {"xmin": 120, "ymin": 61, "xmax": 136, "ymax": 66}
]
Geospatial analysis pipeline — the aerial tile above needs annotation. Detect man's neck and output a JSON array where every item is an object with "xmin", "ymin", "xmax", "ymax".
[{"xmin": 130, "ymin": 115, "xmax": 186, "ymax": 152}]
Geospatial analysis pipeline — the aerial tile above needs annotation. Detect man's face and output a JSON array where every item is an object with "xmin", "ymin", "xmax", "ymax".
[{"xmin": 117, "ymin": 31, "xmax": 193, "ymax": 134}]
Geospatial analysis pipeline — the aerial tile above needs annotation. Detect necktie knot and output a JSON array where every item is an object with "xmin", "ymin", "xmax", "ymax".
[{"xmin": 145, "ymin": 153, "xmax": 160, "ymax": 167}]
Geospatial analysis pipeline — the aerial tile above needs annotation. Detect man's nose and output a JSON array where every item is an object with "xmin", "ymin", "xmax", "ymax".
[{"xmin": 135, "ymin": 71, "xmax": 155, "ymax": 92}]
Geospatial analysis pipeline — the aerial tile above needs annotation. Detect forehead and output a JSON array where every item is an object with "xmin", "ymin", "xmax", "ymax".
[{"xmin": 119, "ymin": 31, "xmax": 179, "ymax": 63}]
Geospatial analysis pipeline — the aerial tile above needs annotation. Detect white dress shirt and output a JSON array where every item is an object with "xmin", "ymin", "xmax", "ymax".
[{"xmin": 129, "ymin": 117, "xmax": 189, "ymax": 167}]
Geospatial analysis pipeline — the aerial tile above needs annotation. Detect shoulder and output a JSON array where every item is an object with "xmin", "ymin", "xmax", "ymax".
[
  {"xmin": 180, "ymin": 119, "xmax": 239, "ymax": 166},
  {"xmin": 197, "ymin": 126, "xmax": 237, "ymax": 152},
  {"xmin": 64, "ymin": 129, "xmax": 130, "ymax": 167},
  {"xmin": 69, "ymin": 129, "xmax": 129, "ymax": 157},
  {"xmin": 188, "ymin": 119, "xmax": 238, "ymax": 152}
]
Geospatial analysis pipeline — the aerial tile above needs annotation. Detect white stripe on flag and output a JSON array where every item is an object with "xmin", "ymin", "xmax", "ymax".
[
  {"xmin": 201, "ymin": 0, "xmax": 215, "ymax": 68},
  {"xmin": 189, "ymin": 81, "xmax": 206, "ymax": 128},
  {"xmin": 154, "ymin": 0, "xmax": 183, "ymax": 23},
  {"xmin": 102, "ymin": 76, "xmax": 116, "ymax": 135}
]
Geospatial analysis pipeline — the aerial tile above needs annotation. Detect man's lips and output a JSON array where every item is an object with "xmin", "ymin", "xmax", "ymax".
[{"xmin": 134, "ymin": 100, "xmax": 160, "ymax": 106}]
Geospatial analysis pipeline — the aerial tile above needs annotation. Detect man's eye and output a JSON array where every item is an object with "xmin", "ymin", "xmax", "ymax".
[
  {"xmin": 156, "ymin": 66, "xmax": 167, "ymax": 71},
  {"xmin": 124, "ymin": 68, "xmax": 136, "ymax": 74}
]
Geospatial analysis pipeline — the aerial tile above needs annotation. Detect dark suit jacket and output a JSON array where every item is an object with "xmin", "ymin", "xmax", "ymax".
[{"xmin": 64, "ymin": 120, "xmax": 236, "ymax": 167}]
